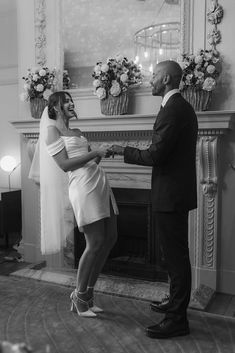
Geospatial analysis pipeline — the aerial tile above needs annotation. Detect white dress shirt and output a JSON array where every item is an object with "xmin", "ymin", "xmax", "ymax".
[{"xmin": 161, "ymin": 89, "xmax": 180, "ymax": 107}]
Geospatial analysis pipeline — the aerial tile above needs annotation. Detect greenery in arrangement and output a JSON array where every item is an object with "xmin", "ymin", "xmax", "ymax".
[
  {"xmin": 92, "ymin": 54, "xmax": 142, "ymax": 100},
  {"xmin": 180, "ymin": 49, "xmax": 221, "ymax": 92},
  {"xmin": 20, "ymin": 67, "xmax": 57, "ymax": 101}
]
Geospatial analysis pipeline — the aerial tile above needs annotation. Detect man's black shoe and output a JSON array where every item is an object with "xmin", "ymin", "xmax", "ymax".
[
  {"xmin": 150, "ymin": 295, "xmax": 170, "ymax": 313},
  {"xmin": 146, "ymin": 318, "xmax": 190, "ymax": 339}
]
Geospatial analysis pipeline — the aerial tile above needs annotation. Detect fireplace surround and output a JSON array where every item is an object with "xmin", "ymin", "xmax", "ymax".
[{"xmin": 11, "ymin": 110, "xmax": 235, "ymax": 295}]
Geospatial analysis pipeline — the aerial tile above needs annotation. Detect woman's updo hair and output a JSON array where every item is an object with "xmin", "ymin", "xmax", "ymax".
[{"xmin": 47, "ymin": 91, "xmax": 73, "ymax": 120}]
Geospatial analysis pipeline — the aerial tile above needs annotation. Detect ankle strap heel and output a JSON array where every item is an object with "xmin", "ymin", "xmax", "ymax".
[{"xmin": 70, "ymin": 290, "xmax": 97, "ymax": 318}]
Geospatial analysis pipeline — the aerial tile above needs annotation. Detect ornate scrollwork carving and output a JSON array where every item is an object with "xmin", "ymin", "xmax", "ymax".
[
  {"xmin": 199, "ymin": 136, "xmax": 218, "ymax": 268},
  {"xmin": 202, "ymin": 194, "xmax": 216, "ymax": 268},
  {"xmin": 207, "ymin": 0, "xmax": 223, "ymax": 50},
  {"xmin": 207, "ymin": 0, "xmax": 223, "ymax": 25},
  {"xmin": 202, "ymin": 181, "xmax": 217, "ymax": 197},
  {"xmin": 199, "ymin": 136, "xmax": 218, "ymax": 197},
  {"xmin": 34, "ymin": 0, "xmax": 47, "ymax": 66}
]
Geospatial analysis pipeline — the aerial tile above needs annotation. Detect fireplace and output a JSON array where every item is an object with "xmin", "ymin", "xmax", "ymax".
[
  {"xmin": 74, "ymin": 187, "xmax": 168, "ymax": 282},
  {"xmin": 12, "ymin": 110, "xmax": 235, "ymax": 294}
]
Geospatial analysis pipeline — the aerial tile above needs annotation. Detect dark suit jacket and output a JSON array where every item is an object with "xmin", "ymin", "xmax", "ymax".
[{"xmin": 124, "ymin": 93, "xmax": 198, "ymax": 212}]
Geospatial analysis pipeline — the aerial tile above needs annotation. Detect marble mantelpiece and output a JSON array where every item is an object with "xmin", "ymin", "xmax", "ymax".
[{"xmin": 11, "ymin": 111, "xmax": 235, "ymax": 302}]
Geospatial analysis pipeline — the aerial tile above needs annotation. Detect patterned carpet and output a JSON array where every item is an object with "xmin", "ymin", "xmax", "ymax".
[{"xmin": 0, "ymin": 275, "xmax": 234, "ymax": 353}]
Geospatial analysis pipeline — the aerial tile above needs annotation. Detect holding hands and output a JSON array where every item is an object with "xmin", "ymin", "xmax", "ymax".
[
  {"xmin": 97, "ymin": 144, "xmax": 125, "ymax": 159},
  {"xmin": 96, "ymin": 145, "xmax": 112, "ymax": 158},
  {"xmin": 109, "ymin": 145, "xmax": 125, "ymax": 156}
]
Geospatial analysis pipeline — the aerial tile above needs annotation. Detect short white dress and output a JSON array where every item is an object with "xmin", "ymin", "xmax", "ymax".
[{"xmin": 47, "ymin": 134, "xmax": 118, "ymax": 229}]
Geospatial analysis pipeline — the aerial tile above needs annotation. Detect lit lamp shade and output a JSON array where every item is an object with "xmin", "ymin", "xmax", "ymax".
[{"xmin": 0, "ymin": 155, "xmax": 17, "ymax": 172}]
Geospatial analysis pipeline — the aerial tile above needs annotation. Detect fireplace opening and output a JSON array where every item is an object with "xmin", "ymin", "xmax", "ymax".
[{"xmin": 74, "ymin": 187, "xmax": 168, "ymax": 282}]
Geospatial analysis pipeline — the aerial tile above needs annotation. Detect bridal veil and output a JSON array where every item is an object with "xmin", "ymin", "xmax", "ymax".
[{"xmin": 29, "ymin": 106, "xmax": 74, "ymax": 255}]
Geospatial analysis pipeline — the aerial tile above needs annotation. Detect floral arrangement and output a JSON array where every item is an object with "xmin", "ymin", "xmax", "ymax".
[
  {"xmin": 180, "ymin": 49, "xmax": 221, "ymax": 92},
  {"xmin": 20, "ymin": 66, "xmax": 56, "ymax": 101},
  {"xmin": 92, "ymin": 54, "xmax": 142, "ymax": 100}
]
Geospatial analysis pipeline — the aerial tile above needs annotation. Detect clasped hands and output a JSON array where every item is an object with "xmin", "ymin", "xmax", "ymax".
[{"xmin": 98, "ymin": 144, "xmax": 124, "ymax": 158}]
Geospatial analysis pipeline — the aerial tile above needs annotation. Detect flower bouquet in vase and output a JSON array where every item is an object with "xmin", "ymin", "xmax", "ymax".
[
  {"xmin": 20, "ymin": 67, "xmax": 56, "ymax": 119},
  {"xmin": 180, "ymin": 49, "xmax": 221, "ymax": 111},
  {"xmin": 92, "ymin": 54, "xmax": 142, "ymax": 115}
]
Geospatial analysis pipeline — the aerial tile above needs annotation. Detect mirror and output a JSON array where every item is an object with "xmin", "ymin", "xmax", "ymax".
[{"xmin": 62, "ymin": 0, "xmax": 189, "ymax": 89}]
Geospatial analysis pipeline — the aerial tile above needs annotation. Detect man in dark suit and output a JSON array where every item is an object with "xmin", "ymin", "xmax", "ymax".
[{"xmin": 111, "ymin": 60, "xmax": 198, "ymax": 339}]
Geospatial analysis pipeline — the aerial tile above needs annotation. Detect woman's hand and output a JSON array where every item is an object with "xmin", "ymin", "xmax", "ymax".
[
  {"xmin": 96, "ymin": 146, "xmax": 112, "ymax": 158},
  {"xmin": 96, "ymin": 143, "xmax": 115, "ymax": 158}
]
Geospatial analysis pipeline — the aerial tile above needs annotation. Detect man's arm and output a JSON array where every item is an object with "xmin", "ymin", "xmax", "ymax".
[
  {"xmin": 111, "ymin": 112, "xmax": 182, "ymax": 167},
  {"xmin": 110, "ymin": 145, "xmax": 154, "ymax": 166}
]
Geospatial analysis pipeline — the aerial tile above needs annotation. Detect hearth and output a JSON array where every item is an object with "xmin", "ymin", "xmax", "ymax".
[{"xmin": 74, "ymin": 188, "xmax": 168, "ymax": 282}]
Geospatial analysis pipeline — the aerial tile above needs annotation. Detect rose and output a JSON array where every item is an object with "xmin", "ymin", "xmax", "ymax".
[
  {"xmin": 194, "ymin": 55, "xmax": 203, "ymax": 65},
  {"xmin": 94, "ymin": 64, "xmax": 102, "ymax": 75},
  {"xmin": 110, "ymin": 81, "xmax": 121, "ymax": 96},
  {"xmin": 101, "ymin": 64, "xmax": 109, "ymax": 73},
  {"xmin": 39, "ymin": 69, "xmax": 46, "ymax": 76},
  {"xmin": 186, "ymin": 73, "xmax": 193, "ymax": 83},
  {"xmin": 93, "ymin": 79, "xmax": 101, "ymax": 88},
  {"xmin": 36, "ymin": 84, "xmax": 44, "ymax": 92},
  {"xmin": 202, "ymin": 77, "xmax": 216, "ymax": 91},
  {"xmin": 180, "ymin": 61, "xmax": 189, "ymax": 69},
  {"xmin": 206, "ymin": 64, "xmax": 216, "ymax": 74},
  {"xmin": 120, "ymin": 73, "xmax": 128, "ymax": 83},
  {"xmin": 195, "ymin": 71, "xmax": 204, "ymax": 80},
  {"xmin": 96, "ymin": 87, "xmax": 106, "ymax": 100}
]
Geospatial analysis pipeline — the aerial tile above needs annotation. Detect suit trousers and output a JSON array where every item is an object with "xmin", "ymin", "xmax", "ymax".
[{"xmin": 154, "ymin": 211, "xmax": 192, "ymax": 321}]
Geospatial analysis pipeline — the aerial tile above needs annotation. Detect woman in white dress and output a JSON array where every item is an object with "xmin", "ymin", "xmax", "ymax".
[{"xmin": 45, "ymin": 91, "xmax": 118, "ymax": 317}]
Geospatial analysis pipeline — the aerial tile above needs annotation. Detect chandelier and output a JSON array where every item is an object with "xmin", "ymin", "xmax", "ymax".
[{"xmin": 134, "ymin": 21, "xmax": 180, "ymax": 76}]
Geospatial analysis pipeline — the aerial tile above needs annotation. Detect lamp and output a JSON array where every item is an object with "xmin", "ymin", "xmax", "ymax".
[
  {"xmin": 0, "ymin": 155, "xmax": 20, "ymax": 190},
  {"xmin": 134, "ymin": 0, "xmax": 180, "ymax": 77}
]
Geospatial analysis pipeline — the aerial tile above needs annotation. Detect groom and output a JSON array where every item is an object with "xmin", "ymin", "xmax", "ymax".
[{"xmin": 111, "ymin": 60, "xmax": 198, "ymax": 339}]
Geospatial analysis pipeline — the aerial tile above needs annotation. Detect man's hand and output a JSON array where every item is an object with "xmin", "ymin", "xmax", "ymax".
[{"xmin": 110, "ymin": 145, "xmax": 125, "ymax": 157}]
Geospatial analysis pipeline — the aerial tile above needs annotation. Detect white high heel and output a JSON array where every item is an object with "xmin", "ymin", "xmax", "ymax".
[
  {"xmin": 70, "ymin": 290, "xmax": 97, "ymax": 318},
  {"xmin": 87, "ymin": 286, "xmax": 103, "ymax": 313},
  {"xmin": 88, "ymin": 298, "xmax": 104, "ymax": 313}
]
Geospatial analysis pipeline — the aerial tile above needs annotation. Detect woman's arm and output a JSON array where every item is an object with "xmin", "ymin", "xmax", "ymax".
[
  {"xmin": 88, "ymin": 144, "xmax": 101, "ymax": 164},
  {"xmin": 46, "ymin": 126, "xmax": 107, "ymax": 172}
]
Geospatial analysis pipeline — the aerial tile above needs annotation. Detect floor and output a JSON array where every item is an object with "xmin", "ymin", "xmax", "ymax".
[
  {"xmin": 0, "ymin": 247, "xmax": 235, "ymax": 353},
  {"xmin": 1, "ymin": 246, "xmax": 234, "ymax": 318}
]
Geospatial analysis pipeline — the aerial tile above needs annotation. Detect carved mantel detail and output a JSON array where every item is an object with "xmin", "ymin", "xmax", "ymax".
[
  {"xmin": 198, "ymin": 135, "xmax": 218, "ymax": 269},
  {"xmin": 199, "ymin": 136, "xmax": 218, "ymax": 198},
  {"xmin": 34, "ymin": 0, "xmax": 47, "ymax": 66}
]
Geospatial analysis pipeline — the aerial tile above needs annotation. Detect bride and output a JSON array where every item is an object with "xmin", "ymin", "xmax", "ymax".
[{"xmin": 30, "ymin": 91, "xmax": 118, "ymax": 317}]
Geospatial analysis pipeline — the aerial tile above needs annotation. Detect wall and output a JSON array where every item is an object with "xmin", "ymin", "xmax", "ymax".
[{"xmin": 0, "ymin": 1, "xmax": 20, "ymax": 189}]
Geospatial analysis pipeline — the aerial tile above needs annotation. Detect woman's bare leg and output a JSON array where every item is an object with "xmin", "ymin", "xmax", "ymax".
[
  {"xmin": 87, "ymin": 204, "xmax": 118, "ymax": 289},
  {"xmin": 76, "ymin": 219, "xmax": 106, "ymax": 295}
]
